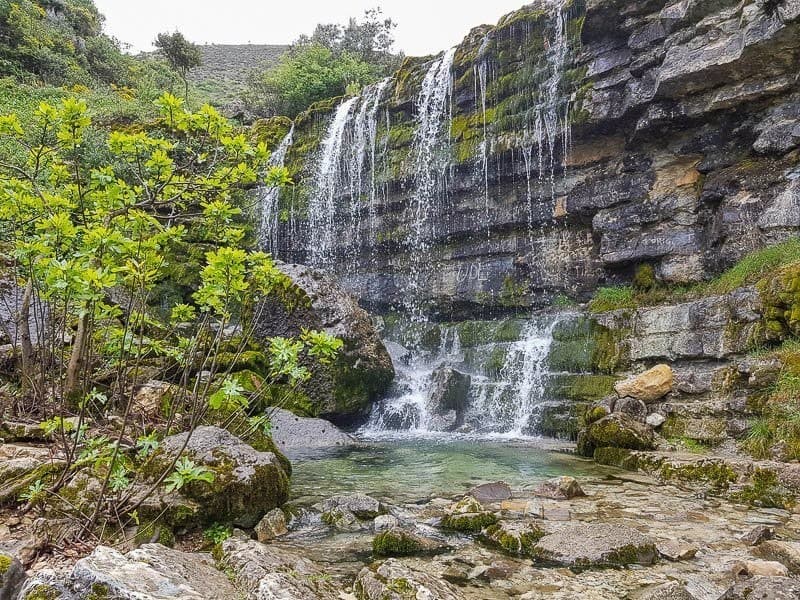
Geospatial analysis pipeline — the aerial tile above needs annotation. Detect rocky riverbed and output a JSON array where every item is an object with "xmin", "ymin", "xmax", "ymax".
[{"xmin": 2, "ymin": 434, "xmax": 800, "ymax": 599}]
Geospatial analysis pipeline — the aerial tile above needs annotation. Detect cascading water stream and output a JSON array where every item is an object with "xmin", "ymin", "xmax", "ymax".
[
  {"xmin": 405, "ymin": 47, "xmax": 457, "ymax": 326},
  {"xmin": 257, "ymin": 124, "xmax": 294, "ymax": 254},
  {"xmin": 308, "ymin": 97, "xmax": 358, "ymax": 269},
  {"xmin": 305, "ymin": 78, "xmax": 392, "ymax": 273},
  {"xmin": 361, "ymin": 315, "xmax": 563, "ymax": 439}
]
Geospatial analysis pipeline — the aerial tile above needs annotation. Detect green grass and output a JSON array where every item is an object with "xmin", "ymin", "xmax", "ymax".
[
  {"xmin": 705, "ymin": 238, "xmax": 800, "ymax": 295},
  {"xmin": 587, "ymin": 286, "xmax": 637, "ymax": 312},
  {"xmin": 588, "ymin": 238, "xmax": 800, "ymax": 313}
]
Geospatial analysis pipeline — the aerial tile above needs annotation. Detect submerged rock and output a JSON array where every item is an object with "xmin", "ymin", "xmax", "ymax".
[
  {"xmin": 372, "ymin": 527, "xmax": 449, "ymax": 557},
  {"xmin": 633, "ymin": 582, "xmax": 696, "ymax": 600},
  {"xmin": 355, "ymin": 559, "xmax": 464, "ymax": 600},
  {"xmin": 656, "ymin": 539, "xmax": 697, "ymax": 561},
  {"xmin": 318, "ymin": 494, "xmax": 384, "ymax": 519},
  {"xmin": 468, "ymin": 481, "xmax": 512, "ymax": 503},
  {"xmin": 614, "ymin": 364, "xmax": 674, "ymax": 402},
  {"xmin": 221, "ymin": 536, "xmax": 340, "ymax": 599},
  {"xmin": 158, "ymin": 426, "xmax": 289, "ymax": 528},
  {"xmin": 532, "ymin": 523, "xmax": 657, "ymax": 567}
]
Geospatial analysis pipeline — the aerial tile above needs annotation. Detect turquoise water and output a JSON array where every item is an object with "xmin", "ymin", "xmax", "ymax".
[{"xmin": 290, "ymin": 438, "xmax": 611, "ymax": 505}]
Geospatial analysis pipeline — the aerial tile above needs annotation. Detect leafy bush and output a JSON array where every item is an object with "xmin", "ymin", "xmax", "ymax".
[
  {"xmin": 245, "ymin": 44, "xmax": 381, "ymax": 118},
  {"xmin": 0, "ymin": 93, "xmax": 343, "ymax": 539}
]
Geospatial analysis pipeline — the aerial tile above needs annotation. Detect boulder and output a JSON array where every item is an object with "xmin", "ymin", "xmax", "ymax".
[
  {"xmin": 754, "ymin": 540, "xmax": 800, "ymax": 574},
  {"xmin": 68, "ymin": 544, "xmax": 238, "ymax": 599},
  {"xmin": 354, "ymin": 559, "xmax": 464, "ymax": 600},
  {"xmin": 614, "ymin": 364, "xmax": 674, "ymax": 402},
  {"xmin": 646, "ymin": 413, "xmax": 667, "ymax": 428},
  {"xmin": 739, "ymin": 525, "xmax": 774, "ymax": 546},
  {"xmin": 0, "ymin": 553, "xmax": 24, "ymax": 600},
  {"xmin": 318, "ymin": 494, "xmax": 384, "ymax": 519},
  {"xmin": 656, "ymin": 539, "xmax": 697, "ymax": 561},
  {"xmin": 577, "ymin": 413, "xmax": 656, "ymax": 457},
  {"xmin": 732, "ymin": 560, "xmax": 789, "ymax": 577},
  {"xmin": 468, "ymin": 481, "xmax": 512, "ymax": 503},
  {"xmin": 158, "ymin": 426, "xmax": 289, "ymax": 528},
  {"xmin": 268, "ymin": 408, "xmax": 355, "ymax": 454},
  {"xmin": 480, "ymin": 521, "xmax": 546, "ymax": 556},
  {"xmin": 532, "ymin": 476, "xmax": 585, "ymax": 500},
  {"xmin": 0, "ymin": 445, "xmax": 63, "ymax": 505},
  {"xmin": 532, "ymin": 523, "xmax": 657, "ymax": 567},
  {"xmin": 425, "ymin": 367, "xmax": 470, "ymax": 431},
  {"xmin": 615, "ymin": 396, "xmax": 648, "ymax": 421},
  {"xmin": 131, "ymin": 381, "xmax": 172, "ymax": 420},
  {"xmin": 221, "ymin": 537, "xmax": 340, "ymax": 599},
  {"xmin": 373, "ymin": 515, "xmax": 399, "ymax": 532},
  {"xmin": 255, "ymin": 508, "xmax": 288, "ymax": 542},
  {"xmin": 372, "ymin": 527, "xmax": 449, "ymax": 557},
  {"xmin": 254, "ymin": 263, "xmax": 394, "ymax": 422},
  {"xmin": 441, "ymin": 497, "xmax": 498, "ymax": 533}
]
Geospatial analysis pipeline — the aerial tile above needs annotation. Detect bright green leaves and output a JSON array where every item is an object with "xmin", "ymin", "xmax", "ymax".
[
  {"xmin": 164, "ymin": 457, "xmax": 215, "ymax": 493},
  {"xmin": 0, "ymin": 114, "xmax": 23, "ymax": 137},
  {"xmin": 301, "ymin": 328, "xmax": 344, "ymax": 365},
  {"xmin": 56, "ymin": 97, "xmax": 90, "ymax": 147},
  {"xmin": 209, "ymin": 377, "xmax": 248, "ymax": 413},
  {"xmin": 194, "ymin": 247, "xmax": 250, "ymax": 317}
]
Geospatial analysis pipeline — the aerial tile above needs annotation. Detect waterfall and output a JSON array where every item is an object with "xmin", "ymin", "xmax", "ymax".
[
  {"xmin": 405, "ymin": 47, "xmax": 457, "ymax": 325},
  {"xmin": 257, "ymin": 124, "xmax": 294, "ymax": 254},
  {"xmin": 308, "ymin": 97, "xmax": 358, "ymax": 269},
  {"xmin": 361, "ymin": 315, "xmax": 562, "ymax": 439},
  {"xmin": 472, "ymin": 319, "xmax": 559, "ymax": 436},
  {"xmin": 305, "ymin": 79, "xmax": 392, "ymax": 272}
]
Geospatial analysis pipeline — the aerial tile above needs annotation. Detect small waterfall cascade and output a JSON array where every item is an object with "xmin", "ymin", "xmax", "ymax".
[
  {"xmin": 360, "ymin": 314, "xmax": 564, "ymax": 438},
  {"xmin": 308, "ymin": 96, "xmax": 358, "ymax": 269},
  {"xmin": 520, "ymin": 0, "xmax": 573, "ymax": 201},
  {"xmin": 256, "ymin": 124, "xmax": 294, "ymax": 254},
  {"xmin": 472, "ymin": 319, "xmax": 559, "ymax": 436},
  {"xmin": 405, "ymin": 47, "xmax": 457, "ymax": 324},
  {"xmin": 305, "ymin": 78, "xmax": 392, "ymax": 272}
]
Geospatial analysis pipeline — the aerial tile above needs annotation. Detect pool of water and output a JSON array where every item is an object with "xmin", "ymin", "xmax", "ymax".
[{"xmin": 289, "ymin": 437, "xmax": 614, "ymax": 506}]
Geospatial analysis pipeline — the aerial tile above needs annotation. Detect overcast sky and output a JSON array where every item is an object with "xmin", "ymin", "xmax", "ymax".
[{"xmin": 93, "ymin": 1, "xmax": 529, "ymax": 56}]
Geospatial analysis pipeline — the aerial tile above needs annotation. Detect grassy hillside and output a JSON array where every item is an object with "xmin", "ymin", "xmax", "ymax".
[{"xmin": 189, "ymin": 44, "xmax": 287, "ymax": 105}]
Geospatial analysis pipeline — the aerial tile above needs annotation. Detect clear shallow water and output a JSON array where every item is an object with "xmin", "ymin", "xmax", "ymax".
[{"xmin": 290, "ymin": 438, "xmax": 612, "ymax": 506}]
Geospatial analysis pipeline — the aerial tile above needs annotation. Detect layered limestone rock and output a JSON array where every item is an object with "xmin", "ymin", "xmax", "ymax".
[{"xmin": 263, "ymin": 0, "xmax": 800, "ymax": 318}]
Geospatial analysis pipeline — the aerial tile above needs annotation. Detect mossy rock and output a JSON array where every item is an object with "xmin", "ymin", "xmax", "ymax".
[
  {"xmin": 546, "ymin": 374, "xmax": 617, "ymax": 402},
  {"xmin": 441, "ymin": 511, "xmax": 498, "ymax": 533},
  {"xmin": 578, "ymin": 414, "xmax": 655, "ymax": 457},
  {"xmin": 757, "ymin": 262, "xmax": 800, "ymax": 341},
  {"xmin": 455, "ymin": 319, "xmax": 523, "ymax": 348},
  {"xmin": 156, "ymin": 426, "xmax": 290, "ymax": 528},
  {"xmin": 251, "ymin": 116, "xmax": 292, "ymax": 149},
  {"xmin": 730, "ymin": 469, "xmax": 795, "ymax": 509},
  {"xmin": 480, "ymin": 521, "xmax": 546, "ymax": 556}
]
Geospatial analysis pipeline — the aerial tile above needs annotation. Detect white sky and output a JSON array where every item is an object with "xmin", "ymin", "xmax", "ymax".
[{"xmin": 93, "ymin": 1, "xmax": 529, "ymax": 56}]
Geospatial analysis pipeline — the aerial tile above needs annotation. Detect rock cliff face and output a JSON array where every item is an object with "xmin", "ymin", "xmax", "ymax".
[{"xmin": 260, "ymin": 0, "xmax": 800, "ymax": 320}]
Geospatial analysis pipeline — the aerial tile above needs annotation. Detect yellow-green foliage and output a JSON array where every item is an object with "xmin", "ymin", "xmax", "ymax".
[
  {"xmin": 744, "ymin": 337, "xmax": 800, "ymax": 460},
  {"xmin": 588, "ymin": 238, "xmax": 800, "ymax": 314}
]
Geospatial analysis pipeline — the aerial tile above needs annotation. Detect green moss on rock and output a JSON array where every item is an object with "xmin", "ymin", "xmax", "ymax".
[
  {"xmin": 441, "ymin": 511, "xmax": 498, "ymax": 533},
  {"xmin": 373, "ymin": 530, "xmax": 424, "ymax": 557},
  {"xmin": 729, "ymin": 468, "xmax": 795, "ymax": 509}
]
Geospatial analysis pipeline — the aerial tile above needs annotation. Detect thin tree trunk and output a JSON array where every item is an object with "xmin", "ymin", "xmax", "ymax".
[
  {"xmin": 17, "ymin": 279, "xmax": 35, "ymax": 396},
  {"xmin": 65, "ymin": 310, "xmax": 89, "ymax": 400}
]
